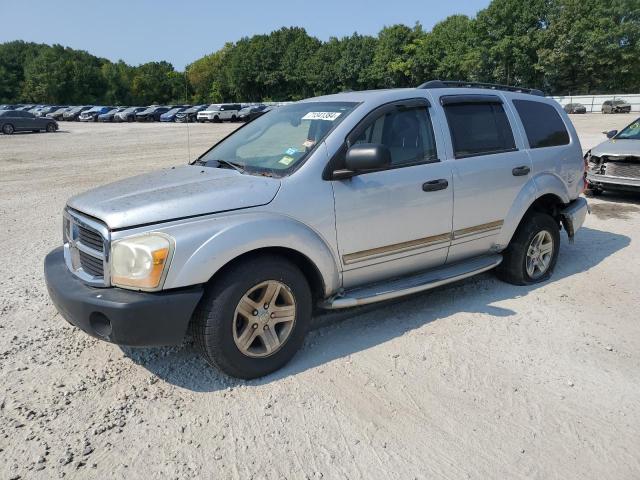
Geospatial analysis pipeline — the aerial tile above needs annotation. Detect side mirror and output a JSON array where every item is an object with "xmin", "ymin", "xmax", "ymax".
[
  {"xmin": 332, "ymin": 144, "xmax": 391, "ymax": 179},
  {"xmin": 605, "ymin": 130, "xmax": 618, "ymax": 138}
]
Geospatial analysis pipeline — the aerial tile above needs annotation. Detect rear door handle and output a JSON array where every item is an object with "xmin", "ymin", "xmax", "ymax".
[
  {"xmin": 422, "ymin": 179, "xmax": 449, "ymax": 192},
  {"xmin": 512, "ymin": 165, "xmax": 530, "ymax": 176}
]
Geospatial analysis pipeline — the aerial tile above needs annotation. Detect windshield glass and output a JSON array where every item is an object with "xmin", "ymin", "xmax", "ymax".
[
  {"xmin": 166, "ymin": 108, "xmax": 182, "ymax": 115},
  {"xmin": 206, "ymin": 104, "xmax": 220, "ymax": 111},
  {"xmin": 613, "ymin": 100, "xmax": 627, "ymax": 105},
  {"xmin": 198, "ymin": 101, "xmax": 358, "ymax": 175},
  {"xmin": 616, "ymin": 119, "xmax": 640, "ymax": 140}
]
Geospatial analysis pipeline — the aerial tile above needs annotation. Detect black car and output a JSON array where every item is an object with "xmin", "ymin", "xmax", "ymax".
[
  {"xmin": 0, "ymin": 110, "xmax": 58, "ymax": 134},
  {"xmin": 175, "ymin": 105, "xmax": 207, "ymax": 123},
  {"xmin": 238, "ymin": 105, "xmax": 271, "ymax": 122},
  {"xmin": 62, "ymin": 106, "xmax": 92, "ymax": 121},
  {"xmin": 135, "ymin": 106, "xmax": 170, "ymax": 122},
  {"xmin": 564, "ymin": 103, "xmax": 586, "ymax": 114}
]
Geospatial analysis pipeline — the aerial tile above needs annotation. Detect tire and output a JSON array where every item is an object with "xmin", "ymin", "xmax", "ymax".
[
  {"xmin": 46, "ymin": 123, "xmax": 56, "ymax": 133},
  {"xmin": 194, "ymin": 255, "xmax": 312, "ymax": 379},
  {"xmin": 231, "ymin": 115, "xmax": 237, "ymax": 122},
  {"xmin": 213, "ymin": 116, "xmax": 220, "ymax": 123},
  {"xmin": 587, "ymin": 186, "xmax": 603, "ymax": 196},
  {"xmin": 2, "ymin": 123, "xmax": 14, "ymax": 135},
  {"xmin": 496, "ymin": 212, "xmax": 560, "ymax": 285}
]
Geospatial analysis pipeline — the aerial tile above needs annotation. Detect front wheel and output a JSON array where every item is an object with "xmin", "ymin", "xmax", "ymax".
[
  {"xmin": 193, "ymin": 256, "xmax": 312, "ymax": 379},
  {"xmin": 46, "ymin": 123, "xmax": 56, "ymax": 133},
  {"xmin": 496, "ymin": 212, "xmax": 560, "ymax": 285},
  {"xmin": 2, "ymin": 123, "xmax": 14, "ymax": 135}
]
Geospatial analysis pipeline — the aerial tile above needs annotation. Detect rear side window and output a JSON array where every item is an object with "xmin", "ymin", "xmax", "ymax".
[
  {"xmin": 513, "ymin": 100, "xmax": 570, "ymax": 148},
  {"xmin": 443, "ymin": 103, "xmax": 516, "ymax": 158},
  {"xmin": 352, "ymin": 107, "xmax": 438, "ymax": 166}
]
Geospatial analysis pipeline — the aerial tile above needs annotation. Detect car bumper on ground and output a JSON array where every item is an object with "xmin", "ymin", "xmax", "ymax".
[{"xmin": 44, "ymin": 247, "xmax": 203, "ymax": 346}]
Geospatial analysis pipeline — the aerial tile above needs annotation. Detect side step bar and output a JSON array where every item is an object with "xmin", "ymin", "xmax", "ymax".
[{"xmin": 321, "ymin": 254, "xmax": 503, "ymax": 309}]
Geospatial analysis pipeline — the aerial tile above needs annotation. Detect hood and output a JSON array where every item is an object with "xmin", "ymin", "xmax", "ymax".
[
  {"xmin": 590, "ymin": 139, "xmax": 640, "ymax": 157},
  {"xmin": 67, "ymin": 165, "xmax": 281, "ymax": 230}
]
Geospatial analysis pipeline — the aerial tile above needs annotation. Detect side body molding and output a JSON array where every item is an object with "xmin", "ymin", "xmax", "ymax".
[
  {"xmin": 158, "ymin": 212, "xmax": 341, "ymax": 296},
  {"xmin": 494, "ymin": 172, "xmax": 571, "ymax": 249}
]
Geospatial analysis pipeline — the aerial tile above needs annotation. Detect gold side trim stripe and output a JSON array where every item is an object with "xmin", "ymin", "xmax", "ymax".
[
  {"xmin": 343, "ymin": 232, "xmax": 451, "ymax": 265},
  {"xmin": 453, "ymin": 220, "xmax": 504, "ymax": 240}
]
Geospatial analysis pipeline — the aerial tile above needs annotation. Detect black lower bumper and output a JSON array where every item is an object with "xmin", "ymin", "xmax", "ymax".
[{"xmin": 44, "ymin": 247, "xmax": 203, "ymax": 346}]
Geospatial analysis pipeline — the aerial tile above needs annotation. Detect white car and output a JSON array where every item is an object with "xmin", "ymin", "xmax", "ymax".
[{"xmin": 197, "ymin": 103, "xmax": 242, "ymax": 122}]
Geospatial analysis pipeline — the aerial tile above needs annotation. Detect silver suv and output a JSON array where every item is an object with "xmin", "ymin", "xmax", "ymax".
[{"xmin": 45, "ymin": 81, "xmax": 589, "ymax": 379}]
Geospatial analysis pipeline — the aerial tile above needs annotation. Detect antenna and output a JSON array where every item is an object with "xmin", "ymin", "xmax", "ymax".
[{"xmin": 184, "ymin": 71, "xmax": 191, "ymax": 163}]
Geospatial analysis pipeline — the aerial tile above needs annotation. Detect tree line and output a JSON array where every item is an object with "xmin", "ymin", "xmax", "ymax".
[{"xmin": 1, "ymin": 0, "xmax": 638, "ymax": 105}]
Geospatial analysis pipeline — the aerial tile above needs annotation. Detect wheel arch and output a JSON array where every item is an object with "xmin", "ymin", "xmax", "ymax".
[{"xmin": 496, "ymin": 174, "xmax": 570, "ymax": 249}]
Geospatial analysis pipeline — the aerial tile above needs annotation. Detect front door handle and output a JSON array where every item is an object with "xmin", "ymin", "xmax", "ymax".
[
  {"xmin": 512, "ymin": 165, "xmax": 531, "ymax": 176},
  {"xmin": 422, "ymin": 179, "xmax": 449, "ymax": 192}
]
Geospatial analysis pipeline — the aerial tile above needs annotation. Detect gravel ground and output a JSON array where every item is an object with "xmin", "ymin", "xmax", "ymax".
[{"xmin": 1, "ymin": 115, "xmax": 639, "ymax": 479}]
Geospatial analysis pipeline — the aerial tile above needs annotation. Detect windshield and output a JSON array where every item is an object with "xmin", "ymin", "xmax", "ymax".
[
  {"xmin": 206, "ymin": 104, "xmax": 220, "ymax": 111},
  {"xmin": 613, "ymin": 100, "xmax": 627, "ymax": 105},
  {"xmin": 616, "ymin": 119, "xmax": 640, "ymax": 140},
  {"xmin": 198, "ymin": 101, "xmax": 358, "ymax": 175},
  {"xmin": 165, "ymin": 108, "xmax": 182, "ymax": 115}
]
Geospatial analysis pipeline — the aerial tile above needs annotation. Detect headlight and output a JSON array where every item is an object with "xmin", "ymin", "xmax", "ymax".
[{"xmin": 110, "ymin": 233, "xmax": 174, "ymax": 290}]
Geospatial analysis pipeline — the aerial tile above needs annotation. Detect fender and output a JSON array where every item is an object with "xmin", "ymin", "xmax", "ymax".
[
  {"xmin": 158, "ymin": 211, "xmax": 341, "ymax": 296},
  {"xmin": 495, "ymin": 172, "xmax": 570, "ymax": 249}
]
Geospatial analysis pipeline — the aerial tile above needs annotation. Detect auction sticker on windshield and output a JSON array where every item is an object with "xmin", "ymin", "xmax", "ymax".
[{"xmin": 302, "ymin": 112, "xmax": 341, "ymax": 121}]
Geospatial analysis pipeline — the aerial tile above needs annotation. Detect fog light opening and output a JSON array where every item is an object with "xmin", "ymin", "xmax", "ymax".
[{"xmin": 89, "ymin": 312, "xmax": 112, "ymax": 338}]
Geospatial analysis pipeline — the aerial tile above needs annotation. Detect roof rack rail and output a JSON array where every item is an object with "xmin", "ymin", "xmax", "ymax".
[{"xmin": 417, "ymin": 80, "xmax": 544, "ymax": 97}]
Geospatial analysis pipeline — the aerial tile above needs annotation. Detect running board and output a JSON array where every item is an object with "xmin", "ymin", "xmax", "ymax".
[{"xmin": 321, "ymin": 254, "xmax": 503, "ymax": 309}]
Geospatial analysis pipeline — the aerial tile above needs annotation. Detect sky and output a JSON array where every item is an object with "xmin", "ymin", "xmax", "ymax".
[{"xmin": 0, "ymin": 0, "xmax": 490, "ymax": 71}]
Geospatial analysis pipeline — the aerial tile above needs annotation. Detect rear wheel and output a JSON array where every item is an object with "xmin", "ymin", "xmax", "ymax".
[
  {"xmin": 496, "ymin": 212, "xmax": 560, "ymax": 285},
  {"xmin": 2, "ymin": 123, "xmax": 14, "ymax": 135},
  {"xmin": 194, "ymin": 256, "xmax": 312, "ymax": 379}
]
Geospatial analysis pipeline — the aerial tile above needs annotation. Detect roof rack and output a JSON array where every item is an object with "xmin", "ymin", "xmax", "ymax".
[{"xmin": 417, "ymin": 80, "xmax": 544, "ymax": 97}]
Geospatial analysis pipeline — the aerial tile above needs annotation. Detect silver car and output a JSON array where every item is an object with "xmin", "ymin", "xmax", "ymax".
[
  {"xmin": 45, "ymin": 81, "xmax": 589, "ymax": 379},
  {"xmin": 586, "ymin": 118, "xmax": 640, "ymax": 194}
]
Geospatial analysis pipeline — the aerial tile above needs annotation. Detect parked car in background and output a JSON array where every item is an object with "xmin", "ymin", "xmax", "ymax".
[
  {"xmin": 114, "ymin": 106, "xmax": 145, "ymax": 122},
  {"xmin": 15, "ymin": 104, "xmax": 36, "ymax": 111},
  {"xmin": 602, "ymin": 99, "xmax": 632, "ymax": 114},
  {"xmin": 63, "ymin": 106, "xmax": 92, "ymax": 121},
  {"xmin": 44, "ymin": 81, "xmax": 589, "ymax": 379},
  {"xmin": 160, "ymin": 106, "xmax": 188, "ymax": 122},
  {"xmin": 0, "ymin": 104, "xmax": 18, "ymax": 110},
  {"xmin": 175, "ymin": 105, "xmax": 206, "ymax": 123},
  {"xmin": 97, "ymin": 107, "xmax": 127, "ymax": 122},
  {"xmin": 197, "ymin": 103, "xmax": 242, "ymax": 122},
  {"xmin": 238, "ymin": 105, "xmax": 271, "ymax": 122},
  {"xmin": 586, "ymin": 117, "xmax": 640, "ymax": 194},
  {"xmin": 1, "ymin": 109, "xmax": 58, "ymax": 134},
  {"xmin": 34, "ymin": 106, "xmax": 63, "ymax": 117},
  {"xmin": 135, "ymin": 106, "xmax": 170, "ymax": 122},
  {"xmin": 47, "ymin": 107, "xmax": 73, "ymax": 120},
  {"xmin": 564, "ymin": 103, "xmax": 586, "ymax": 114},
  {"xmin": 79, "ymin": 106, "xmax": 113, "ymax": 122}
]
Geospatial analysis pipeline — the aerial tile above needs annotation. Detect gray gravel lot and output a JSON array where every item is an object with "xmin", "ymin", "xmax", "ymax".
[{"xmin": 1, "ymin": 115, "xmax": 639, "ymax": 479}]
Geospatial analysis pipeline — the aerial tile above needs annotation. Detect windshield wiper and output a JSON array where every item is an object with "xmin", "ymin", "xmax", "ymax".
[{"xmin": 214, "ymin": 159, "xmax": 246, "ymax": 174}]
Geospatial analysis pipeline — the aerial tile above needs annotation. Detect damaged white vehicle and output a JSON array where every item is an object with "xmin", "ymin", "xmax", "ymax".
[{"xmin": 586, "ymin": 117, "xmax": 640, "ymax": 194}]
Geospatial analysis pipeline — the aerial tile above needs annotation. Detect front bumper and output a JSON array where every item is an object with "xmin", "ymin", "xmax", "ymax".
[
  {"xmin": 587, "ymin": 173, "xmax": 640, "ymax": 191},
  {"xmin": 44, "ymin": 247, "xmax": 203, "ymax": 346}
]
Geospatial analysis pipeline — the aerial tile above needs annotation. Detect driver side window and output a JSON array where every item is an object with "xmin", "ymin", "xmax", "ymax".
[{"xmin": 352, "ymin": 107, "xmax": 438, "ymax": 166}]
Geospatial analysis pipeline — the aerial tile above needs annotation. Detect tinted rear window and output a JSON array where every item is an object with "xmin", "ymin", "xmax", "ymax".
[
  {"xmin": 443, "ymin": 102, "xmax": 516, "ymax": 158},
  {"xmin": 513, "ymin": 100, "xmax": 570, "ymax": 148}
]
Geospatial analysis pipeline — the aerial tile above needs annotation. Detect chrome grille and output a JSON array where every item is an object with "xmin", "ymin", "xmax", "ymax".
[
  {"xmin": 78, "ymin": 225, "xmax": 104, "ymax": 252},
  {"xmin": 79, "ymin": 249, "xmax": 104, "ymax": 276},
  {"xmin": 604, "ymin": 160, "xmax": 640, "ymax": 179},
  {"xmin": 63, "ymin": 209, "xmax": 110, "ymax": 287}
]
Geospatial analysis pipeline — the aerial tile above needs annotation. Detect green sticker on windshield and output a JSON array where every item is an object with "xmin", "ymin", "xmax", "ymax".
[{"xmin": 279, "ymin": 155, "xmax": 295, "ymax": 166}]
